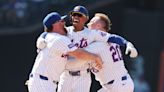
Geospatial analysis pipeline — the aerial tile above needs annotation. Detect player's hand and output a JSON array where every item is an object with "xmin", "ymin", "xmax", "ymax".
[
  {"xmin": 36, "ymin": 37, "xmax": 47, "ymax": 49},
  {"xmin": 125, "ymin": 42, "xmax": 138, "ymax": 58},
  {"xmin": 25, "ymin": 80, "xmax": 29, "ymax": 85},
  {"xmin": 94, "ymin": 56, "xmax": 103, "ymax": 70}
]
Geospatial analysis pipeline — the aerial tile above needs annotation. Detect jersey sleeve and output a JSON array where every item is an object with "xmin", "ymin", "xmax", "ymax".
[
  {"xmin": 92, "ymin": 30, "xmax": 110, "ymax": 42},
  {"xmin": 107, "ymin": 34, "xmax": 127, "ymax": 46},
  {"xmin": 92, "ymin": 30, "xmax": 127, "ymax": 47},
  {"xmin": 36, "ymin": 32, "xmax": 48, "ymax": 49}
]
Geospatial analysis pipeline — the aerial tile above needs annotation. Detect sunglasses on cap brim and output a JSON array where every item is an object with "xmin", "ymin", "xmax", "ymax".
[{"xmin": 71, "ymin": 12, "xmax": 86, "ymax": 17}]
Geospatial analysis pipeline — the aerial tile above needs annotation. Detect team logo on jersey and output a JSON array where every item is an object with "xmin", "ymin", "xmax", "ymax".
[
  {"xmin": 100, "ymin": 32, "xmax": 107, "ymax": 37},
  {"xmin": 79, "ymin": 38, "xmax": 88, "ymax": 48},
  {"xmin": 72, "ymin": 38, "xmax": 88, "ymax": 48}
]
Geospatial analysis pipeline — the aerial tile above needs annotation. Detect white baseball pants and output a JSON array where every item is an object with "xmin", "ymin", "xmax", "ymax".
[
  {"xmin": 27, "ymin": 74, "xmax": 57, "ymax": 92},
  {"xmin": 98, "ymin": 74, "xmax": 134, "ymax": 92},
  {"xmin": 58, "ymin": 70, "xmax": 91, "ymax": 92}
]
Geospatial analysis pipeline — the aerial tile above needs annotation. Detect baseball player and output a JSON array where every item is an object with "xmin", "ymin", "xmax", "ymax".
[
  {"xmin": 86, "ymin": 13, "xmax": 135, "ymax": 92},
  {"xmin": 27, "ymin": 12, "xmax": 103, "ymax": 92},
  {"xmin": 56, "ymin": 6, "xmax": 137, "ymax": 92}
]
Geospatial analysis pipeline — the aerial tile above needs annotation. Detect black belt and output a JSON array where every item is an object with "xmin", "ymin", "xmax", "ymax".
[
  {"xmin": 69, "ymin": 69, "xmax": 90, "ymax": 76},
  {"xmin": 30, "ymin": 74, "xmax": 58, "ymax": 84},
  {"xmin": 105, "ymin": 75, "xmax": 127, "ymax": 85}
]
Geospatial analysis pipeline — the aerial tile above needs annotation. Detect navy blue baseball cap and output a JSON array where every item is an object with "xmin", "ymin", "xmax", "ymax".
[
  {"xmin": 43, "ymin": 12, "xmax": 67, "ymax": 29},
  {"xmin": 70, "ymin": 6, "xmax": 89, "ymax": 17}
]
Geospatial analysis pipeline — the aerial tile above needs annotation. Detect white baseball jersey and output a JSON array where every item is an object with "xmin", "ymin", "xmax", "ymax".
[
  {"xmin": 28, "ymin": 32, "xmax": 77, "ymax": 92},
  {"xmin": 58, "ymin": 26, "xmax": 112, "ymax": 92},
  {"xmin": 65, "ymin": 26, "xmax": 111, "ymax": 70},
  {"xmin": 85, "ymin": 42, "xmax": 134, "ymax": 92}
]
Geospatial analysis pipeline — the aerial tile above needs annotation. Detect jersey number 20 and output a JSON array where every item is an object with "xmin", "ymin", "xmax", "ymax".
[{"xmin": 110, "ymin": 45, "xmax": 123, "ymax": 62}]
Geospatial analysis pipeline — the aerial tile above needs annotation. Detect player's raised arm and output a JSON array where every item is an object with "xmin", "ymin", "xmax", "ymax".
[
  {"xmin": 91, "ymin": 30, "xmax": 138, "ymax": 58},
  {"xmin": 107, "ymin": 34, "xmax": 127, "ymax": 47},
  {"xmin": 107, "ymin": 34, "xmax": 138, "ymax": 58},
  {"xmin": 88, "ymin": 13, "xmax": 138, "ymax": 58}
]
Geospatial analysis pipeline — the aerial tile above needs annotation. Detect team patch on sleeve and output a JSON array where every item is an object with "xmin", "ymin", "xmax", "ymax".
[{"xmin": 68, "ymin": 43, "xmax": 76, "ymax": 49}]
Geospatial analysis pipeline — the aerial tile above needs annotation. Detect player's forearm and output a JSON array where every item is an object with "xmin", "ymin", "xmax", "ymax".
[
  {"xmin": 67, "ymin": 49, "xmax": 99, "ymax": 61},
  {"xmin": 107, "ymin": 34, "xmax": 127, "ymax": 47},
  {"xmin": 67, "ymin": 49, "xmax": 103, "ymax": 69}
]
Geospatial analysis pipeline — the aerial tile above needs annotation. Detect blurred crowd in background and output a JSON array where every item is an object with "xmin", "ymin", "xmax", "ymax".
[
  {"xmin": 0, "ymin": 0, "xmax": 59, "ymax": 28},
  {"xmin": 0, "ymin": 0, "xmax": 99, "ymax": 28},
  {"xmin": 0, "ymin": 0, "xmax": 160, "ymax": 28}
]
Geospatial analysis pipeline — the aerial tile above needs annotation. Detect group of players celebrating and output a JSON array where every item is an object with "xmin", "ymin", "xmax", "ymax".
[{"xmin": 26, "ymin": 5, "xmax": 138, "ymax": 92}]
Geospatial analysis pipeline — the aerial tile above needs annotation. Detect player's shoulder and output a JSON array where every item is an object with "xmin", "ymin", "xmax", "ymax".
[
  {"xmin": 90, "ymin": 41, "xmax": 107, "ymax": 46},
  {"xmin": 86, "ymin": 41, "xmax": 108, "ymax": 52},
  {"xmin": 92, "ymin": 29, "xmax": 111, "ymax": 37},
  {"xmin": 91, "ymin": 29, "xmax": 110, "ymax": 34},
  {"xmin": 89, "ymin": 29, "xmax": 100, "ymax": 32},
  {"xmin": 46, "ymin": 33, "xmax": 69, "ymax": 43},
  {"xmin": 109, "ymin": 43, "xmax": 119, "ymax": 47},
  {"xmin": 78, "ymin": 27, "xmax": 90, "ymax": 34},
  {"xmin": 46, "ymin": 33, "xmax": 59, "ymax": 40}
]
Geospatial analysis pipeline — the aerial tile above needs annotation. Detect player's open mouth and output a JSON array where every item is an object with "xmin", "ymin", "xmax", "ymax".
[{"xmin": 73, "ymin": 19, "xmax": 79, "ymax": 23}]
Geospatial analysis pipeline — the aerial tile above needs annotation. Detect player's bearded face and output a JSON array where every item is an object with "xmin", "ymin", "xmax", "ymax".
[{"xmin": 52, "ymin": 20, "xmax": 65, "ymax": 32}]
